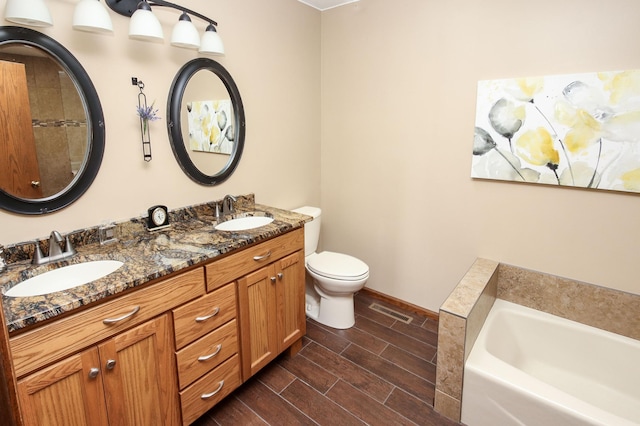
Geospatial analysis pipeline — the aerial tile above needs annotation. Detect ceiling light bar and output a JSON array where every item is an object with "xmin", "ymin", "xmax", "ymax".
[
  {"xmin": 3, "ymin": 0, "xmax": 224, "ymax": 55},
  {"xmin": 105, "ymin": 0, "xmax": 223, "ymax": 53}
]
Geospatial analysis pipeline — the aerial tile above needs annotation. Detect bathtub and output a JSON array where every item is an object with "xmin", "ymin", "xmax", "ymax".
[{"xmin": 461, "ymin": 299, "xmax": 640, "ymax": 426}]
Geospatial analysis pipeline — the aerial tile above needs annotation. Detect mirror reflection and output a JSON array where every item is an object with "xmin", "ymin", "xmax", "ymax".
[
  {"xmin": 182, "ymin": 69, "xmax": 234, "ymax": 176},
  {"xmin": 168, "ymin": 58, "xmax": 245, "ymax": 186},
  {"xmin": 0, "ymin": 44, "xmax": 87, "ymax": 200}
]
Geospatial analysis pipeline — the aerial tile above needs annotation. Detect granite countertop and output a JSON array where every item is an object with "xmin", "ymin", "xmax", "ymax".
[{"xmin": 0, "ymin": 195, "xmax": 310, "ymax": 334}]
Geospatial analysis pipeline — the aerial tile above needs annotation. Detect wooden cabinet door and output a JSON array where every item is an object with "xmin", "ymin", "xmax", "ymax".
[
  {"xmin": 17, "ymin": 347, "xmax": 109, "ymax": 426},
  {"xmin": 98, "ymin": 314, "xmax": 180, "ymax": 426},
  {"xmin": 0, "ymin": 60, "xmax": 42, "ymax": 199},
  {"xmin": 275, "ymin": 251, "xmax": 306, "ymax": 351},
  {"xmin": 237, "ymin": 264, "xmax": 278, "ymax": 379}
]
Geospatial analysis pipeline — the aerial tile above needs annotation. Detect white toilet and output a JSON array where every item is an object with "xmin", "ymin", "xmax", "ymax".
[{"xmin": 292, "ymin": 206, "xmax": 369, "ymax": 329}]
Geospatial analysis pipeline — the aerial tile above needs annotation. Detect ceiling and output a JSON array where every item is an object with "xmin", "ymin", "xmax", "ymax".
[{"xmin": 297, "ymin": 0, "xmax": 359, "ymax": 11}]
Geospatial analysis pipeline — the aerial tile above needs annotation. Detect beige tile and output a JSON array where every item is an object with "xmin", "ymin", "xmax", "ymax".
[
  {"xmin": 440, "ymin": 258, "xmax": 499, "ymax": 317},
  {"xmin": 465, "ymin": 272, "xmax": 497, "ymax": 360},
  {"xmin": 498, "ymin": 263, "xmax": 640, "ymax": 340},
  {"xmin": 435, "ymin": 312, "xmax": 465, "ymax": 399},
  {"xmin": 434, "ymin": 389, "xmax": 461, "ymax": 422}
]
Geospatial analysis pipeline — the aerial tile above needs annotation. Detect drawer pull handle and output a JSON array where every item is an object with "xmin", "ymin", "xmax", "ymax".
[
  {"xmin": 88, "ymin": 368, "xmax": 100, "ymax": 379},
  {"xmin": 253, "ymin": 251, "xmax": 272, "ymax": 261},
  {"xmin": 201, "ymin": 380, "xmax": 224, "ymax": 399},
  {"xmin": 195, "ymin": 307, "xmax": 220, "ymax": 322},
  {"xmin": 102, "ymin": 306, "xmax": 140, "ymax": 325},
  {"xmin": 198, "ymin": 344, "xmax": 222, "ymax": 362}
]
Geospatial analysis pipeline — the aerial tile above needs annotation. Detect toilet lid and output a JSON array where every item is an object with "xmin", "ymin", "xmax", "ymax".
[{"xmin": 307, "ymin": 251, "xmax": 369, "ymax": 281}]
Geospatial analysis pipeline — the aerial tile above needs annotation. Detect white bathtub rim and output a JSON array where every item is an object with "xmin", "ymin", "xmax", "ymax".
[
  {"xmin": 462, "ymin": 299, "xmax": 640, "ymax": 426},
  {"xmin": 463, "ymin": 360, "xmax": 638, "ymax": 426}
]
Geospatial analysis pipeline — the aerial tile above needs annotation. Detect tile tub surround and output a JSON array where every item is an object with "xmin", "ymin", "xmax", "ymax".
[
  {"xmin": 434, "ymin": 258, "xmax": 640, "ymax": 422},
  {"xmin": 435, "ymin": 258, "xmax": 499, "ymax": 422},
  {"xmin": 0, "ymin": 194, "xmax": 311, "ymax": 333}
]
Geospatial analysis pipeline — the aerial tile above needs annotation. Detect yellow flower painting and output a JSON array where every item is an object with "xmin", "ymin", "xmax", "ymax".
[
  {"xmin": 472, "ymin": 69, "xmax": 640, "ymax": 193},
  {"xmin": 187, "ymin": 99, "xmax": 234, "ymax": 154}
]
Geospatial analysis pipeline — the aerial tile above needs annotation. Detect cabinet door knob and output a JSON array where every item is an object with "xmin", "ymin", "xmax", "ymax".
[
  {"xmin": 105, "ymin": 359, "xmax": 116, "ymax": 370},
  {"xmin": 30, "ymin": 181, "xmax": 40, "ymax": 188},
  {"xmin": 88, "ymin": 368, "xmax": 100, "ymax": 379},
  {"xmin": 270, "ymin": 276, "xmax": 276, "ymax": 283},
  {"xmin": 277, "ymin": 273, "xmax": 283, "ymax": 280},
  {"xmin": 195, "ymin": 307, "xmax": 220, "ymax": 323},
  {"xmin": 201, "ymin": 380, "xmax": 224, "ymax": 399}
]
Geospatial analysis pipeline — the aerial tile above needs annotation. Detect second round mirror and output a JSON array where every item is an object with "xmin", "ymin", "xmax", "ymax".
[{"xmin": 167, "ymin": 58, "xmax": 245, "ymax": 185}]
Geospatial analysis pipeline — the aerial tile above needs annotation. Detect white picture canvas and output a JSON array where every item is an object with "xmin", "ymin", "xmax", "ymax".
[
  {"xmin": 472, "ymin": 70, "xmax": 640, "ymax": 193},
  {"xmin": 187, "ymin": 100, "xmax": 234, "ymax": 154}
]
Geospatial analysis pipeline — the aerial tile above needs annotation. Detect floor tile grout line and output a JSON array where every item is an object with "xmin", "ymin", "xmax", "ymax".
[
  {"xmin": 356, "ymin": 312, "xmax": 440, "ymax": 345},
  {"xmin": 350, "ymin": 322, "xmax": 438, "ymax": 364},
  {"xmin": 338, "ymin": 336, "xmax": 438, "ymax": 403}
]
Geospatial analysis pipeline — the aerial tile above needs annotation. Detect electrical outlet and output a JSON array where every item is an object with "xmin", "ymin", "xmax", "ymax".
[{"xmin": 99, "ymin": 222, "xmax": 117, "ymax": 245}]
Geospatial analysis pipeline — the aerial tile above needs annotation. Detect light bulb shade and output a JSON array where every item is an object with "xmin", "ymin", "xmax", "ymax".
[
  {"xmin": 170, "ymin": 13, "xmax": 200, "ymax": 49},
  {"xmin": 5, "ymin": 0, "xmax": 53, "ymax": 27},
  {"xmin": 73, "ymin": 0, "xmax": 113, "ymax": 33},
  {"xmin": 128, "ymin": 5, "xmax": 164, "ymax": 42},
  {"xmin": 199, "ymin": 25, "xmax": 224, "ymax": 55}
]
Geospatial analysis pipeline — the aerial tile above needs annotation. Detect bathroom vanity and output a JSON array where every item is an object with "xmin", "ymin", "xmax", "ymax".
[{"xmin": 0, "ymin": 196, "xmax": 309, "ymax": 425}]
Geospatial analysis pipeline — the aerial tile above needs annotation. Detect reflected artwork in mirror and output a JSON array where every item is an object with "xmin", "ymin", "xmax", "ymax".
[
  {"xmin": 167, "ymin": 58, "xmax": 245, "ymax": 185},
  {"xmin": 0, "ymin": 27, "xmax": 105, "ymax": 214}
]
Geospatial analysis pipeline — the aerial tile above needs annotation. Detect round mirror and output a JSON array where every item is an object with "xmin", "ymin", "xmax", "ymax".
[
  {"xmin": 0, "ymin": 27, "xmax": 105, "ymax": 214},
  {"xmin": 167, "ymin": 58, "xmax": 245, "ymax": 185}
]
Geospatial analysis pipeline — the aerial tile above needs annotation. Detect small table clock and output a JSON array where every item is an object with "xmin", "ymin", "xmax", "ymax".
[{"xmin": 147, "ymin": 205, "xmax": 170, "ymax": 230}]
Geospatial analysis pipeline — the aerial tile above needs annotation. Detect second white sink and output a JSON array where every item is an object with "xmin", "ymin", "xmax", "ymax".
[
  {"xmin": 215, "ymin": 216, "xmax": 274, "ymax": 232},
  {"xmin": 4, "ymin": 260, "xmax": 124, "ymax": 298}
]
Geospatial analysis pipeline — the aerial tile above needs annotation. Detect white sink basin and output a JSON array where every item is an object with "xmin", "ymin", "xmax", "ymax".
[
  {"xmin": 4, "ymin": 260, "xmax": 124, "ymax": 298},
  {"xmin": 215, "ymin": 216, "xmax": 274, "ymax": 231}
]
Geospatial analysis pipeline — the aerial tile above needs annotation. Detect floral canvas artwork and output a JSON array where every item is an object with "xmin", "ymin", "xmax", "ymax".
[
  {"xmin": 187, "ymin": 100, "xmax": 234, "ymax": 154},
  {"xmin": 471, "ymin": 70, "xmax": 640, "ymax": 193}
]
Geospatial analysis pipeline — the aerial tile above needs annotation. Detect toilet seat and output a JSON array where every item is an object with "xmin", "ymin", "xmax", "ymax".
[{"xmin": 307, "ymin": 251, "xmax": 369, "ymax": 281}]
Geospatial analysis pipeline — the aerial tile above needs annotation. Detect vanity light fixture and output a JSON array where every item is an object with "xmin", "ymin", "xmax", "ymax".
[
  {"xmin": 3, "ymin": 0, "xmax": 224, "ymax": 55},
  {"xmin": 73, "ymin": 0, "xmax": 114, "ymax": 33},
  {"xmin": 4, "ymin": 0, "xmax": 53, "ymax": 27},
  {"xmin": 106, "ymin": 0, "xmax": 224, "ymax": 54}
]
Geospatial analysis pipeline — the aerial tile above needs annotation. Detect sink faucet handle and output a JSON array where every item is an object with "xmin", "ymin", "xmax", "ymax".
[
  {"xmin": 32, "ymin": 242, "xmax": 44, "ymax": 265},
  {"xmin": 64, "ymin": 236, "xmax": 76, "ymax": 256}
]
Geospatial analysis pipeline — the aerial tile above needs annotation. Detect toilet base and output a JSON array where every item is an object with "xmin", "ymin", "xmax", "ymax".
[{"xmin": 305, "ymin": 286, "xmax": 356, "ymax": 329}]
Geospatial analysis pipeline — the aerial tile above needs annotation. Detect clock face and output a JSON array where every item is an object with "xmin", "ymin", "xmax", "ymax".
[
  {"xmin": 152, "ymin": 207, "xmax": 166, "ymax": 226},
  {"xmin": 148, "ymin": 205, "xmax": 169, "ymax": 230}
]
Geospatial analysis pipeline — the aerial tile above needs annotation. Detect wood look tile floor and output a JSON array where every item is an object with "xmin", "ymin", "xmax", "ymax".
[{"xmin": 193, "ymin": 291, "xmax": 461, "ymax": 426}]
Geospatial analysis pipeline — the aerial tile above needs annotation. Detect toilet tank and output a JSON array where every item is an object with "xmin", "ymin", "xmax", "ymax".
[{"xmin": 292, "ymin": 206, "xmax": 321, "ymax": 257}]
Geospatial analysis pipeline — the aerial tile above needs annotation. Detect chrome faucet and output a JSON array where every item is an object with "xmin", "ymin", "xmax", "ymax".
[
  {"xmin": 32, "ymin": 230, "xmax": 77, "ymax": 265},
  {"xmin": 222, "ymin": 194, "xmax": 237, "ymax": 215}
]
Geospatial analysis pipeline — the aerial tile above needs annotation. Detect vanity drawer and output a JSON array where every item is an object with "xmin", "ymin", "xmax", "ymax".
[
  {"xmin": 172, "ymin": 282, "xmax": 236, "ymax": 349},
  {"xmin": 10, "ymin": 267, "xmax": 205, "ymax": 378},
  {"xmin": 175, "ymin": 319, "xmax": 238, "ymax": 389},
  {"xmin": 180, "ymin": 354, "xmax": 242, "ymax": 426},
  {"xmin": 206, "ymin": 227, "xmax": 303, "ymax": 291}
]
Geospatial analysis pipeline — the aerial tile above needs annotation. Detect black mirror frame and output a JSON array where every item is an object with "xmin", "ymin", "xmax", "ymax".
[
  {"xmin": 0, "ymin": 26, "xmax": 105, "ymax": 215},
  {"xmin": 167, "ymin": 58, "xmax": 245, "ymax": 185}
]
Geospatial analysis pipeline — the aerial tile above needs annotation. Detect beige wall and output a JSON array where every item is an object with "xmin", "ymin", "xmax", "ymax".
[
  {"xmin": 2, "ymin": 0, "xmax": 640, "ymax": 313},
  {"xmin": 0, "ymin": 0, "xmax": 321, "ymax": 241},
  {"xmin": 321, "ymin": 0, "xmax": 640, "ymax": 311}
]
